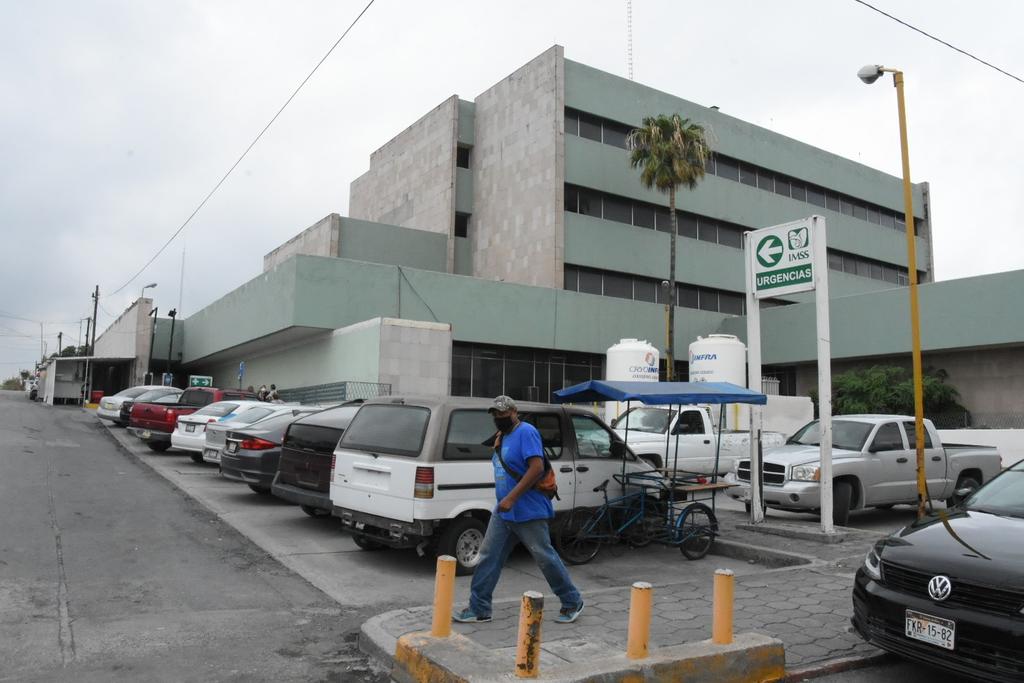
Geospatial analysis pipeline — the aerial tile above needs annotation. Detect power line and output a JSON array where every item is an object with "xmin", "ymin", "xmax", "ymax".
[
  {"xmin": 852, "ymin": 0, "xmax": 1024, "ymax": 85},
  {"xmin": 107, "ymin": 0, "xmax": 379, "ymax": 297}
]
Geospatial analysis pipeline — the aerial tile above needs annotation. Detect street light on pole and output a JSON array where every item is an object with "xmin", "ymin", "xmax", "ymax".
[
  {"xmin": 858, "ymin": 64, "xmax": 929, "ymax": 520},
  {"xmin": 141, "ymin": 282, "xmax": 158, "ymax": 300}
]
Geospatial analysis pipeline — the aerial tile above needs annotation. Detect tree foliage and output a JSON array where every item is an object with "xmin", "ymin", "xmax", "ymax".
[
  {"xmin": 825, "ymin": 365, "xmax": 966, "ymax": 416},
  {"xmin": 2, "ymin": 376, "xmax": 24, "ymax": 390}
]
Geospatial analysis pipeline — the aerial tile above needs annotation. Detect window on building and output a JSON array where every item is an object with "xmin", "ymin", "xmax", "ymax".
[
  {"xmin": 578, "ymin": 188, "xmax": 601, "ymax": 217},
  {"xmin": 806, "ymin": 186, "xmax": 826, "ymax": 208},
  {"xmin": 828, "ymin": 252, "xmax": 844, "ymax": 271},
  {"xmin": 634, "ymin": 279, "xmax": 656, "ymax": 302},
  {"xmin": 698, "ymin": 289, "xmax": 719, "ymax": 311},
  {"xmin": 602, "ymin": 195, "xmax": 633, "ymax": 224},
  {"xmin": 844, "ymin": 258, "xmax": 858, "ymax": 275},
  {"xmin": 880, "ymin": 211, "xmax": 896, "ymax": 229},
  {"xmin": 602, "ymin": 121, "xmax": 630, "ymax": 149},
  {"xmin": 603, "ymin": 272, "xmax": 633, "ymax": 299},
  {"xmin": 790, "ymin": 181, "xmax": 807, "ymax": 202},
  {"xmin": 456, "ymin": 146, "xmax": 471, "ymax": 169},
  {"xmin": 739, "ymin": 163, "xmax": 757, "ymax": 187},
  {"xmin": 677, "ymin": 284, "xmax": 699, "ymax": 309},
  {"xmin": 866, "ymin": 206, "xmax": 880, "ymax": 224},
  {"xmin": 718, "ymin": 224, "xmax": 743, "ymax": 249},
  {"xmin": 716, "ymin": 157, "xmax": 739, "ymax": 181},
  {"xmin": 757, "ymin": 170, "xmax": 775, "ymax": 192},
  {"xmin": 454, "ymin": 212, "xmax": 470, "ymax": 238},
  {"xmin": 704, "ymin": 156, "xmax": 717, "ymax": 175},
  {"xmin": 579, "ymin": 269, "xmax": 603, "ymax": 295},
  {"xmin": 654, "ymin": 207, "xmax": 673, "ymax": 233},
  {"xmin": 841, "ymin": 198, "xmax": 855, "ymax": 216},
  {"xmin": 578, "ymin": 113, "xmax": 602, "ymax": 142},
  {"xmin": 697, "ymin": 219, "xmax": 718, "ymax": 243},
  {"xmin": 564, "ymin": 185, "xmax": 579, "ymax": 213},
  {"xmin": 826, "ymin": 194, "xmax": 841, "ymax": 212},
  {"xmin": 633, "ymin": 204, "xmax": 655, "ymax": 229},
  {"xmin": 679, "ymin": 214, "xmax": 698, "ymax": 239},
  {"xmin": 773, "ymin": 175, "xmax": 791, "ymax": 198},
  {"xmin": 852, "ymin": 202, "xmax": 867, "ymax": 220},
  {"xmin": 564, "ymin": 109, "xmax": 580, "ymax": 136},
  {"xmin": 894, "ymin": 214, "xmax": 906, "ymax": 232},
  {"xmin": 563, "ymin": 266, "xmax": 579, "ymax": 291},
  {"xmin": 719, "ymin": 291, "xmax": 744, "ymax": 315}
]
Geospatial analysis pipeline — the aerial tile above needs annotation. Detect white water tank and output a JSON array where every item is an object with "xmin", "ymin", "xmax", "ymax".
[
  {"xmin": 604, "ymin": 339, "xmax": 659, "ymax": 423},
  {"xmin": 689, "ymin": 334, "xmax": 747, "ymax": 429}
]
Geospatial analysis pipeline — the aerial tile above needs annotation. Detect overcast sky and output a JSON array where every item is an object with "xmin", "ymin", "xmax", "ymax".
[{"xmin": 2, "ymin": 0, "xmax": 1022, "ymax": 375}]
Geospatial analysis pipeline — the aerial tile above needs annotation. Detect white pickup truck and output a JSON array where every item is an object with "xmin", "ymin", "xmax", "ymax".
[
  {"xmin": 611, "ymin": 406, "xmax": 785, "ymax": 475},
  {"xmin": 725, "ymin": 414, "xmax": 1003, "ymax": 525}
]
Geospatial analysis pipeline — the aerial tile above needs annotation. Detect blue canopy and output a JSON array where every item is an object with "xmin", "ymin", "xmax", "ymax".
[{"xmin": 552, "ymin": 380, "xmax": 767, "ymax": 406}]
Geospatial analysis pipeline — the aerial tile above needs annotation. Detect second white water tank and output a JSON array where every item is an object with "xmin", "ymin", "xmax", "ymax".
[{"xmin": 688, "ymin": 334, "xmax": 747, "ymax": 429}]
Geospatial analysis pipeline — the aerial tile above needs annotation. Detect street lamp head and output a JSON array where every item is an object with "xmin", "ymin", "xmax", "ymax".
[
  {"xmin": 144, "ymin": 282, "xmax": 158, "ymax": 289},
  {"xmin": 857, "ymin": 64, "xmax": 885, "ymax": 85}
]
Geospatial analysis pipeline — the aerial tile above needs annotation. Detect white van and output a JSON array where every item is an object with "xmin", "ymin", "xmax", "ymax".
[{"xmin": 329, "ymin": 396, "xmax": 656, "ymax": 574}]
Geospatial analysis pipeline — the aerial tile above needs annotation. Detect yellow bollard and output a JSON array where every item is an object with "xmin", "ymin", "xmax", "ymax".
[
  {"xmin": 626, "ymin": 581, "xmax": 653, "ymax": 659},
  {"xmin": 431, "ymin": 555, "xmax": 456, "ymax": 637},
  {"xmin": 712, "ymin": 568, "xmax": 735, "ymax": 645},
  {"xmin": 515, "ymin": 591, "xmax": 544, "ymax": 678}
]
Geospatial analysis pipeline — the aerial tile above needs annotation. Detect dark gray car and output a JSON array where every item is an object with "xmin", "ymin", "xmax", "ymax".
[{"xmin": 219, "ymin": 407, "xmax": 321, "ymax": 494}]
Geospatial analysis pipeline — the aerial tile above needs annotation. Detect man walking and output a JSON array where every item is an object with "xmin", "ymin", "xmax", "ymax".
[{"xmin": 454, "ymin": 396, "xmax": 584, "ymax": 624}]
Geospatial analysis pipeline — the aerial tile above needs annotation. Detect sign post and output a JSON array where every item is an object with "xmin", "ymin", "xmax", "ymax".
[
  {"xmin": 188, "ymin": 375, "xmax": 213, "ymax": 388},
  {"xmin": 237, "ymin": 361, "xmax": 246, "ymax": 390},
  {"xmin": 745, "ymin": 216, "xmax": 833, "ymax": 532}
]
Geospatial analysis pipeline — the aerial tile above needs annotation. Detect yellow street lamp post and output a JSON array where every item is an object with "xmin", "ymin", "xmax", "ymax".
[{"xmin": 858, "ymin": 64, "xmax": 928, "ymax": 519}]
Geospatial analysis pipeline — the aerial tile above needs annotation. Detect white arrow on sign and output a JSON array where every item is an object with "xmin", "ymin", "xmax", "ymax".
[{"xmin": 758, "ymin": 239, "xmax": 783, "ymax": 266}]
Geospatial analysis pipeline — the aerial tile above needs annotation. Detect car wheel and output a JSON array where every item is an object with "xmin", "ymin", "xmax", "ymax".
[
  {"xmin": 833, "ymin": 480, "xmax": 853, "ymax": 527},
  {"xmin": 189, "ymin": 452, "xmax": 203, "ymax": 463},
  {"xmin": 946, "ymin": 475, "xmax": 980, "ymax": 508},
  {"xmin": 438, "ymin": 517, "xmax": 487, "ymax": 576},
  {"xmin": 147, "ymin": 442, "xmax": 171, "ymax": 453},
  {"xmin": 300, "ymin": 504, "xmax": 330, "ymax": 518},
  {"xmin": 248, "ymin": 484, "xmax": 272, "ymax": 495},
  {"xmin": 352, "ymin": 534, "xmax": 386, "ymax": 551}
]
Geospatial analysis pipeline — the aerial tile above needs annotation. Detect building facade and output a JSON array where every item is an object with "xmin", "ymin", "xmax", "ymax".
[{"xmin": 154, "ymin": 46, "xmax": 1020, "ymax": 421}]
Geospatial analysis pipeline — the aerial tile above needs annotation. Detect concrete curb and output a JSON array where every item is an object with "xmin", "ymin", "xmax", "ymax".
[
  {"xmin": 390, "ymin": 630, "xmax": 786, "ymax": 683},
  {"xmin": 783, "ymin": 651, "xmax": 891, "ymax": 681},
  {"xmin": 736, "ymin": 522, "xmax": 880, "ymax": 546},
  {"xmin": 710, "ymin": 538, "xmax": 815, "ymax": 568}
]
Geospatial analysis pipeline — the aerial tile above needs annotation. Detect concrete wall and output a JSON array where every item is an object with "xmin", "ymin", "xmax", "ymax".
[
  {"xmin": 472, "ymin": 46, "xmax": 565, "ymax": 288},
  {"xmin": 198, "ymin": 316, "xmax": 452, "ymax": 397},
  {"xmin": 937, "ymin": 430, "xmax": 1024, "ymax": 470},
  {"xmin": 339, "ymin": 217, "xmax": 447, "ymax": 272},
  {"xmin": 263, "ymin": 214, "xmax": 340, "ymax": 272},
  {"xmin": 378, "ymin": 318, "xmax": 452, "ymax": 395},
  {"xmin": 93, "ymin": 298, "xmax": 154, "ymax": 385},
  {"xmin": 349, "ymin": 96, "xmax": 458, "ymax": 239}
]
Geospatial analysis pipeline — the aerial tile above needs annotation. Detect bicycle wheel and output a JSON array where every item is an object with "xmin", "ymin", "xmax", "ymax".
[
  {"xmin": 675, "ymin": 503, "xmax": 718, "ymax": 560},
  {"xmin": 555, "ymin": 507, "xmax": 602, "ymax": 565},
  {"xmin": 623, "ymin": 496, "xmax": 660, "ymax": 549}
]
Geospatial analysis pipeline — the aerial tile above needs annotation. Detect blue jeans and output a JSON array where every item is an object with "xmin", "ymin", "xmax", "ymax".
[{"xmin": 468, "ymin": 515, "xmax": 581, "ymax": 617}]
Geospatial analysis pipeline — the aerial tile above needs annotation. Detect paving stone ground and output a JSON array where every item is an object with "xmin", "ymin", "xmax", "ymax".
[{"xmin": 367, "ymin": 510, "xmax": 885, "ymax": 672}]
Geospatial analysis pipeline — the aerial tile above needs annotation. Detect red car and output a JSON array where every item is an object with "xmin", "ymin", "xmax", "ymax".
[{"xmin": 129, "ymin": 387, "xmax": 257, "ymax": 452}]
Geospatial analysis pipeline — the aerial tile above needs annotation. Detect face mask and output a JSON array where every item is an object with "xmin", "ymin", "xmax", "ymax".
[{"xmin": 493, "ymin": 416, "xmax": 515, "ymax": 434}]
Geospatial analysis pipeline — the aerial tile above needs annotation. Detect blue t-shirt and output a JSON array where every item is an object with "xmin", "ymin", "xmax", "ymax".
[{"xmin": 493, "ymin": 421, "xmax": 554, "ymax": 523}]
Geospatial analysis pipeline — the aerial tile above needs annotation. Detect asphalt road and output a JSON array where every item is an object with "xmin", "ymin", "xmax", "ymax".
[
  {"xmin": 806, "ymin": 657, "xmax": 973, "ymax": 682},
  {"xmin": 0, "ymin": 391, "xmax": 388, "ymax": 682}
]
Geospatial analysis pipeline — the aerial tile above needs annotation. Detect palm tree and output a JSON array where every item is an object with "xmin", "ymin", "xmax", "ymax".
[{"xmin": 627, "ymin": 114, "xmax": 711, "ymax": 380}]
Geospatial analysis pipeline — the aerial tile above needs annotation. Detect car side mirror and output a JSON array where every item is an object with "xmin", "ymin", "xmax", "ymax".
[{"xmin": 610, "ymin": 441, "xmax": 627, "ymax": 459}]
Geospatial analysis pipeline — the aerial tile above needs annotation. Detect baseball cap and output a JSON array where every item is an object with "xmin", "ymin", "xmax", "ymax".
[{"xmin": 488, "ymin": 395, "xmax": 517, "ymax": 414}]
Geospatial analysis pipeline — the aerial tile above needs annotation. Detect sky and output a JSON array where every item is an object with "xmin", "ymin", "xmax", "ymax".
[{"xmin": 2, "ymin": 0, "xmax": 1022, "ymax": 376}]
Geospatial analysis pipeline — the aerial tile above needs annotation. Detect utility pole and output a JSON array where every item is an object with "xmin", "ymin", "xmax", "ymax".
[
  {"xmin": 83, "ymin": 318, "xmax": 91, "ymax": 356},
  {"xmin": 90, "ymin": 285, "xmax": 99, "ymax": 354},
  {"xmin": 166, "ymin": 309, "xmax": 177, "ymax": 378},
  {"xmin": 58, "ymin": 331, "xmax": 62, "ymax": 356},
  {"xmin": 146, "ymin": 307, "xmax": 158, "ymax": 384},
  {"xmin": 39, "ymin": 323, "xmax": 44, "ymax": 361}
]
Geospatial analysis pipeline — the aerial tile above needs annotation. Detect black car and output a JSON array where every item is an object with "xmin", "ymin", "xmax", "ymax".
[
  {"xmin": 219, "ymin": 407, "xmax": 319, "ymax": 493},
  {"xmin": 270, "ymin": 403, "xmax": 362, "ymax": 518},
  {"xmin": 852, "ymin": 459, "xmax": 1024, "ymax": 682}
]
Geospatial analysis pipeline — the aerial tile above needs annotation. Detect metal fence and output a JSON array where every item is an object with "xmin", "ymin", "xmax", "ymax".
[
  {"xmin": 276, "ymin": 381, "xmax": 391, "ymax": 406},
  {"xmin": 930, "ymin": 412, "xmax": 1024, "ymax": 430}
]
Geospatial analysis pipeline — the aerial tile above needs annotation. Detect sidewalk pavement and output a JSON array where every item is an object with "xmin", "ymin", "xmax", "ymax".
[{"xmin": 362, "ymin": 510, "xmax": 887, "ymax": 679}]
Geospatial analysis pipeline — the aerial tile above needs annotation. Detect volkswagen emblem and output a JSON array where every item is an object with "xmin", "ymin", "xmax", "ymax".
[{"xmin": 928, "ymin": 575, "xmax": 952, "ymax": 602}]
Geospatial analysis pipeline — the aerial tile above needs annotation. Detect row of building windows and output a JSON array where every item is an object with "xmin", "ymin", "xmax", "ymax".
[
  {"xmin": 563, "ymin": 264, "xmax": 793, "ymax": 315},
  {"xmin": 564, "ymin": 108, "xmax": 923, "ymax": 237},
  {"xmin": 451, "ymin": 342, "xmax": 605, "ymax": 402},
  {"xmin": 565, "ymin": 184, "xmax": 911, "ymax": 286}
]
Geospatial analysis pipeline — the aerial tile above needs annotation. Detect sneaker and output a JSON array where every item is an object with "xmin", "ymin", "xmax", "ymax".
[
  {"xmin": 452, "ymin": 607, "xmax": 492, "ymax": 623},
  {"xmin": 555, "ymin": 600, "xmax": 584, "ymax": 624}
]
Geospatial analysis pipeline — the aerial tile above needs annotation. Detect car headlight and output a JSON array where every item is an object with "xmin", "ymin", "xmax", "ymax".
[
  {"xmin": 790, "ymin": 464, "xmax": 820, "ymax": 481},
  {"xmin": 863, "ymin": 542, "xmax": 883, "ymax": 581}
]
